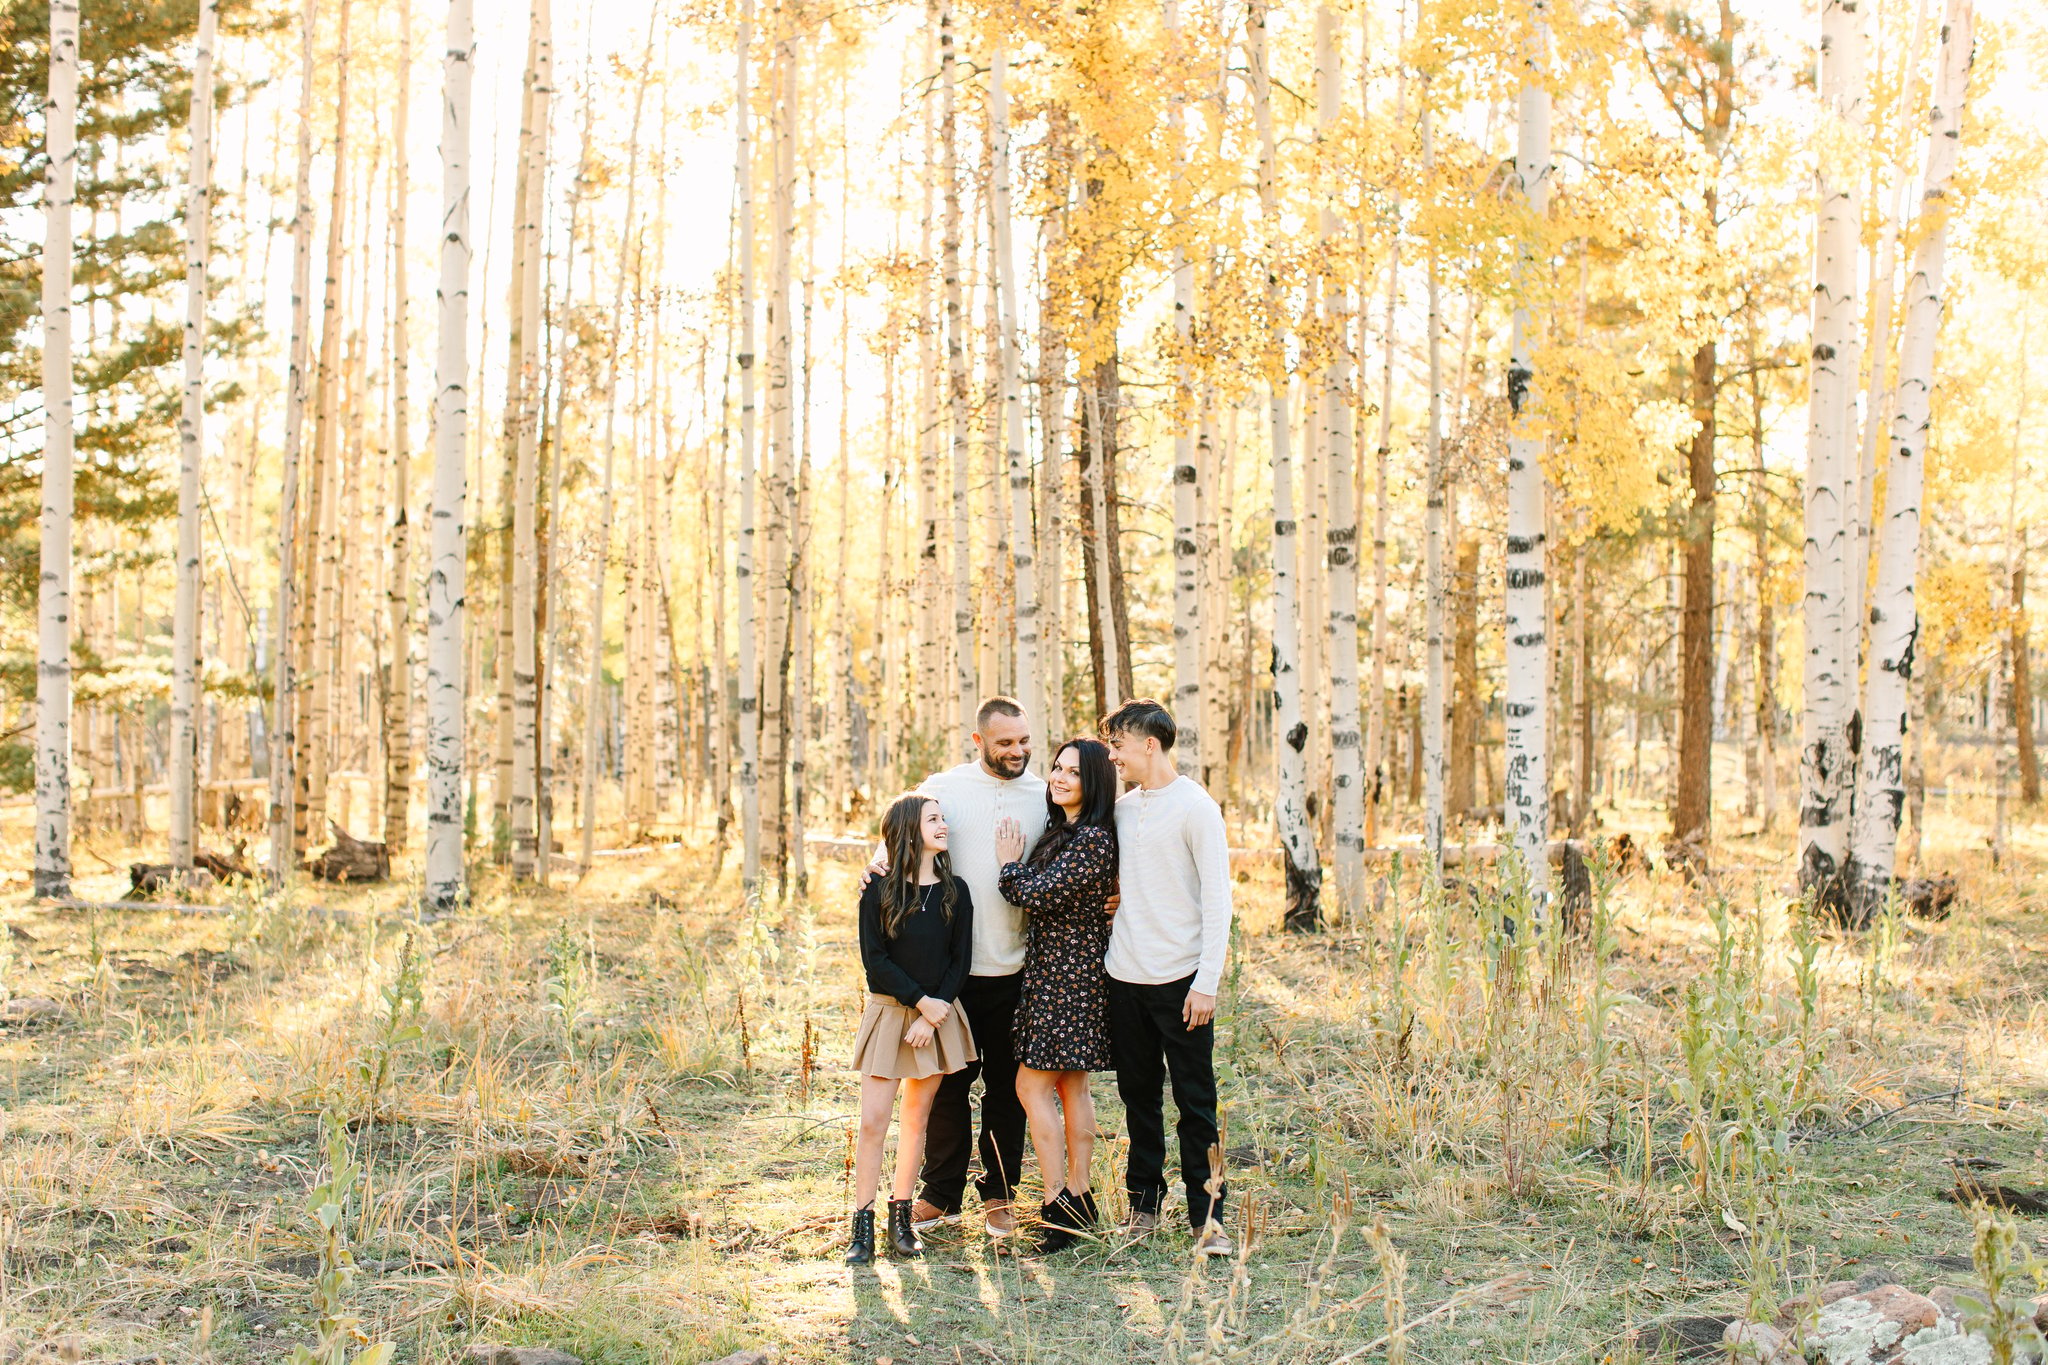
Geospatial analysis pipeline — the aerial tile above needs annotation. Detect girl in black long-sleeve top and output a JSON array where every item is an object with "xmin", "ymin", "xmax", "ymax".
[{"xmin": 845, "ymin": 794, "xmax": 976, "ymax": 1264}]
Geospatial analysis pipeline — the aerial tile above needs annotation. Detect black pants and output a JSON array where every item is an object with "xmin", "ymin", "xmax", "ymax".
[
  {"xmin": 1108, "ymin": 973, "xmax": 1225, "ymax": 1231},
  {"xmin": 919, "ymin": 971, "xmax": 1025, "ymax": 1211}
]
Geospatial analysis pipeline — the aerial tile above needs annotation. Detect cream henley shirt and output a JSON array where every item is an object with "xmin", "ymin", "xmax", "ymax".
[{"xmin": 1104, "ymin": 776, "xmax": 1233, "ymax": 996}]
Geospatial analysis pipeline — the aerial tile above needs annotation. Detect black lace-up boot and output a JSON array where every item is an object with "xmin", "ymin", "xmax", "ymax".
[
  {"xmin": 844, "ymin": 1206, "xmax": 876, "ymax": 1265},
  {"xmin": 887, "ymin": 1198, "xmax": 923, "ymax": 1257}
]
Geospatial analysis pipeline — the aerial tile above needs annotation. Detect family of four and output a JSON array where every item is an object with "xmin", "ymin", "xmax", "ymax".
[{"xmin": 844, "ymin": 696, "xmax": 1235, "ymax": 1265}]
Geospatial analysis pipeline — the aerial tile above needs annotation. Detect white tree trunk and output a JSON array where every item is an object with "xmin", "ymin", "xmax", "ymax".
[
  {"xmin": 735, "ymin": 0, "xmax": 762, "ymax": 893},
  {"xmin": 1798, "ymin": 0, "xmax": 1866, "ymax": 905},
  {"xmin": 169, "ymin": 0, "xmax": 218, "ymax": 871},
  {"xmin": 1316, "ymin": 2, "xmax": 1363, "ymax": 917},
  {"xmin": 269, "ymin": 0, "xmax": 320, "ymax": 879},
  {"xmin": 1037, "ymin": 217, "xmax": 1068, "ymax": 740},
  {"xmin": 1845, "ymin": 0, "xmax": 1973, "ymax": 923},
  {"xmin": 1421, "ymin": 91, "xmax": 1447, "ymax": 863},
  {"xmin": 425, "ymin": 0, "xmax": 475, "ymax": 911},
  {"xmin": 509, "ymin": 0, "xmax": 551, "ymax": 880},
  {"xmin": 1366, "ymin": 8, "xmax": 1406, "ymax": 853},
  {"xmin": 760, "ymin": 30, "xmax": 796, "ymax": 884},
  {"xmin": 941, "ymin": 0, "xmax": 975, "ymax": 756},
  {"xmin": 577, "ymin": 7, "xmax": 657, "ymax": 871},
  {"xmin": 34, "ymin": 0, "xmax": 80, "ymax": 898},
  {"xmin": 1503, "ymin": 3, "xmax": 1552, "ymax": 906},
  {"xmin": 1167, "ymin": 0, "xmax": 1201, "ymax": 776},
  {"xmin": 383, "ymin": 0, "xmax": 414, "ymax": 857},
  {"xmin": 992, "ymin": 46, "xmax": 1043, "ymax": 751},
  {"xmin": 1251, "ymin": 0, "xmax": 1322, "ymax": 927}
]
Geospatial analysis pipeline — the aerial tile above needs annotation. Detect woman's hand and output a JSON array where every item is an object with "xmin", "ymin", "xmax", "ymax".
[
  {"xmin": 994, "ymin": 816, "xmax": 1026, "ymax": 865},
  {"xmin": 916, "ymin": 996, "xmax": 951, "ymax": 1026},
  {"xmin": 904, "ymin": 1017, "xmax": 937, "ymax": 1048}
]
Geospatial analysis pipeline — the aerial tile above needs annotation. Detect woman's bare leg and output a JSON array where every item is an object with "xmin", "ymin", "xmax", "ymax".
[
  {"xmin": 892, "ymin": 1074, "xmax": 946, "ymax": 1201},
  {"xmin": 1056, "ymin": 1071, "xmax": 1097, "ymax": 1195},
  {"xmin": 1015, "ymin": 1065, "xmax": 1067, "ymax": 1196},
  {"xmin": 855, "ymin": 1075, "xmax": 900, "ymax": 1209}
]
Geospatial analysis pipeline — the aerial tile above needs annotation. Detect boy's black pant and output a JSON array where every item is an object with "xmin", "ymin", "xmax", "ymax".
[
  {"xmin": 1108, "ymin": 973, "xmax": 1225, "ymax": 1231},
  {"xmin": 919, "ymin": 971, "xmax": 1025, "ymax": 1212}
]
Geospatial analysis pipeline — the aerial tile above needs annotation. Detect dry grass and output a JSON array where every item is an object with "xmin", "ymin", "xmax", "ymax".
[{"xmin": 0, "ymin": 800, "xmax": 2045, "ymax": 1364}]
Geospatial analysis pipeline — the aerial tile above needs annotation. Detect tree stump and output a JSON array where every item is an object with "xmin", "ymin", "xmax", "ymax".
[{"xmin": 308, "ymin": 822, "xmax": 390, "ymax": 882}]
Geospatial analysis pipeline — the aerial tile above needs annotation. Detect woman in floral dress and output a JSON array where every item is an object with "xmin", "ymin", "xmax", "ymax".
[{"xmin": 994, "ymin": 738, "xmax": 1118, "ymax": 1252}]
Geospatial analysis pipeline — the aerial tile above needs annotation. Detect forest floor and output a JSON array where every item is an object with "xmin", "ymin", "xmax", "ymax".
[{"xmin": 1, "ymin": 801, "xmax": 2046, "ymax": 1365}]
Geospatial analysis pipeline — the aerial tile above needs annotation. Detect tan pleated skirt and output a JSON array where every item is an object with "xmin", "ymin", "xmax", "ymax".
[{"xmin": 851, "ymin": 994, "xmax": 978, "ymax": 1080}]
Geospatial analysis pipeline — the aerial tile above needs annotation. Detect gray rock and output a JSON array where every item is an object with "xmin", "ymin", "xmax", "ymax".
[
  {"xmin": 706, "ymin": 1352, "xmax": 776, "ymax": 1365},
  {"xmin": 461, "ymin": 1349, "xmax": 582, "ymax": 1365},
  {"xmin": 0, "ymin": 997, "xmax": 66, "ymax": 1026},
  {"xmin": 1810, "ymin": 1285, "xmax": 1943, "ymax": 1364},
  {"xmin": 1723, "ymin": 1319, "xmax": 1799, "ymax": 1364}
]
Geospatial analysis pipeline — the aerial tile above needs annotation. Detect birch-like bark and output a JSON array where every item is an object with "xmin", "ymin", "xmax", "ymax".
[
  {"xmin": 383, "ymin": 0, "xmax": 414, "ymax": 855},
  {"xmin": 941, "ymin": 0, "xmax": 975, "ymax": 756},
  {"xmin": 1421, "ymin": 90, "xmax": 1447, "ymax": 864},
  {"xmin": 34, "ymin": 0, "xmax": 80, "ymax": 898},
  {"xmin": 577, "ymin": 5, "xmax": 657, "ymax": 871},
  {"xmin": 425, "ymin": 0, "xmax": 474, "ymax": 911},
  {"xmin": 1367, "ymin": 9, "xmax": 1406, "ymax": 853},
  {"xmin": 509, "ymin": 0, "xmax": 552, "ymax": 879},
  {"xmin": 915, "ymin": 18, "xmax": 940, "ymax": 744},
  {"xmin": 1251, "ymin": 0, "xmax": 1322, "ymax": 929},
  {"xmin": 1167, "ymin": 0, "xmax": 1202, "ymax": 777},
  {"xmin": 170, "ymin": 0, "xmax": 219, "ymax": 871},
  {"xmin": 1315, "ymin": 2, "xmax": 1363, "ymax": 915},
  {"xmin": 1845, "ymin": 0, "xmax": 1973, "ymax": 922},
  {"xmin": 1503, "ymin": 2, "xmax": 1552, "ymax": 905},
  {"xmin": 1798, "ymin": 0, "xmax": 1866, "ymax": 906},
  {"xmin": 1037, "ymin": 179, "xmax": 1069, "ymax": 740},
  {"xmin": 268, "ymin": 0, "xmax": 319, "ymax": 878},
  {"xmin": 736, "ymin": 0, "xmax": 762, "ymax": 894},
  {"xmin": 992, "ymin": 45, "xmax": 1043, "ymax": 749},
  {"xmin": 760, "ymin": 29, "xmax": 797, "ymax": 882}
]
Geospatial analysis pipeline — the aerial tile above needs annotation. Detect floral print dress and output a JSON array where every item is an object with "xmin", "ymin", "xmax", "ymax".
[{"xmin": 998, "ymin": 824, "xmax": 1117, "ymax": 1071}]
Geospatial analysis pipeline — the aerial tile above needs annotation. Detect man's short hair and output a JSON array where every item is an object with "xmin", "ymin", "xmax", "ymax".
[
  {"xmin": 976, "ymin": 695, "xmax": 1025, "ymax": 732},
  {"xmin": 1099, "ymin": 698, "xmax": 1176, "ymax": 751}
]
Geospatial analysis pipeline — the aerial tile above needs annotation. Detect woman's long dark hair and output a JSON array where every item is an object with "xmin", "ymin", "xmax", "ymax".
[
  {"xmin": 878, "ymin": 792, "xmax": 957, "ymax": 938},
  {"xmin": 1029, "ymin": 739, "xmax": 1119, "ymax": 867}
]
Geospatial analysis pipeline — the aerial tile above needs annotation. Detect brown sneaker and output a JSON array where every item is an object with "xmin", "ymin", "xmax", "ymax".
[
  {"xmin": 983, "ymin": 1200, "xmax": 1016, "ymax": 1240},
  {"xmin": 1120, "ymin": 1209, "xmax": 1161, "ymax": 1237},
  {"xmin": 910, "ymin": 1199, "xmax": 959, "ymax": 1233},
  {"xmin": 1195, "ymin": 1226, "xmax": 1235, "ymax": 1258}
]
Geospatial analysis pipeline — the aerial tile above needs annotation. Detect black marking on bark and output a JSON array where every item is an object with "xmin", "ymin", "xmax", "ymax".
[
  {"xmin": 1174, "ymin": 464, "xmax": 1197, "ymax": 484},
  {"xmin": 1286, "ymin": 722, "xmax": 1307, "ymax": 753},
  {"xmin": 1506, "ymin": 568, "xmax": 1545, "ymax": 589},
  {"xmin": 1507, "ymin": 361, "xmax": 1531, "ymax": 417},
  {"xmin": 1274, "ymin": 518, "xmax": 1296, "ymax": 537},
  {"xmin": 1506, "ymin": 535, "xmax": 1539, "ymax": 555}
]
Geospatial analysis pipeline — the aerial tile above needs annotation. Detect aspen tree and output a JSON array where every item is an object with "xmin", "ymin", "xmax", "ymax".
[
  {"xmin": 1316, "ymin": 1, "xmax": 1363, "ymax": 915},
  {"xmin": 1800, "ymin": 0, "xmax": 1866, "ymax": 905},
  {"xmin": 270, "ymin": 0, "xmax": 320, "ymax": 878},
  {"xmin": 384, "ymin": 0, "xmax": 415, "ymax": 856},
  {"xmin": 1037, "ymin": 156, "xmax": 1070, "ymax": 739},
  {"xmin": 579, "ymin": 6, "xmax": 659, "ymax": 872},
  {"xmin": 1166, "ymin": 0, "xmax": 1201, "ymax": 778},
  {"xmin": 762, "ymin": 24, "xmax": 798, "ymax": 882},
  {"xmin": 299, "ymin": 0, "xmax": 354, "ymax": 849},
  {"xmin": 1845, "ymin": 0, "xmax": 1974, "ymax": 924},
  {"xmin": 169, "ymin": 0, "xmax": 219, "ymax": 871},
  {"xmin": 789, "ymin": 63, "xmax": 816, "ymax": 894},
  {"xmin": 827, "ymin": 59, "xmax": 852, "ymax": 823},
  {"xmin": 1366, "ymin": 22, "xmax": 1405, "ymax": 852},
  {"xmin": 426, "ymin": 0, "xmax": 474, "ymax": 912},
  {"xmin": 1251, "ymin": 0, "xmax": 1321, "ymax": 929},
  {"xmin": 916, "ymin": 16, "xmax": 941, "ymax": 743},
  {"xmin": 941, "ymin": 0, "xmax": 975, "ymax": 755},
  {"xmin": 1421, "ymin": 86, "xmax": 1447, "ymax": 864},
  {"xmin": 992, "ymin": 44, "xmax": 1043, "ymax": 748},
  {"xmin": 34, "ymin": 0, "xmax": 80, "ymax": 898},
  {"xmin": 736, "ymin": 0, "xmax": 763, "ymax": 894},
  {"xmin": 1503, "ymin": 0, "xmax": 1552, "ymax": 905},
  {"xmin": 509, "ymin": 0, "xmax": 552, "ymax": 879}
]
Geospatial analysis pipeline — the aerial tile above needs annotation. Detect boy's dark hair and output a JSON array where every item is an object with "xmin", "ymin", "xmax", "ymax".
[
  {"xmin": 976, "ymin": 695, "xmax": 1025, "ymax": 731},
  {"xmin": 1099, "ymin": 697, "xmax": 1176, "ymax": 751}
]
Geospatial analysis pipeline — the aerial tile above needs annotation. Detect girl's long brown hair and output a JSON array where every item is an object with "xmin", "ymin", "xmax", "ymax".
[{"xmin": 878, "ymin": 793, "xmax": 957, "ymax": 938}]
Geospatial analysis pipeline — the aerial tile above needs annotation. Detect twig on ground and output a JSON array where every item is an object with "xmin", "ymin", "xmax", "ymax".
[
  {"xmin": 1794, "ymin": 1089, "xmax": 1966, "ymax": 1144},
  {"xmin": 1326, "ymin": 1272, "xmax": 1535, "ymax": 1364}
]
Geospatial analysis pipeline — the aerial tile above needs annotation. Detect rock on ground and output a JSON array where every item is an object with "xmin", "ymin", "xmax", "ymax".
[{"xmin": 461, "ymin": 1348, "xmax": 582, "ymax": 1365}]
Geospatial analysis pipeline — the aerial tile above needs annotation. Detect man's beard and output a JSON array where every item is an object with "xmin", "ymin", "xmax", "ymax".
[{"xmin": 985, "ymin": 750, "xmax": 1029, "ymax": 779}]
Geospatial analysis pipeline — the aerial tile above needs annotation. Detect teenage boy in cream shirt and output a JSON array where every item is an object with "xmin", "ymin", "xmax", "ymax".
[{"xmin": 1099, "ymin": 697, "xmax": 1235, "ymax": 1257}]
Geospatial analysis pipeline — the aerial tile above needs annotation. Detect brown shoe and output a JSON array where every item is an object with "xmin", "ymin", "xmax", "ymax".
[
  {"xmin": 1120, "ymin": 1209, "xmax": 1161, "ymax": 1237},
  {"xmin": 983, "ymin": 1200, "xmax": 1016, "ymax": 1240},
  {"xmin": 1195, "ymin": 1226, "xmax": 1235, "ymax": 1258},
  {"xmin": 910, "ymin": 1199, "xmax": 958, "ymax": 1233}
]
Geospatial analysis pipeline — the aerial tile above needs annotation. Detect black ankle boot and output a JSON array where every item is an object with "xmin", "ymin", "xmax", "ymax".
[
  {"xmin": 887, "ymin": 1198, "xmax": 923, "ymax": 1257},
  {"xmin": 845, "ymin": 1206, "xmax": 876, "ymax": 1265},
  {"xmin": 1072, "ymin": 1189, "xmax": 1099, "ymax": 1227},
  {"xmin": 1034, "ymin": 1190, "xmax": 1086, "ymax": 1254}
]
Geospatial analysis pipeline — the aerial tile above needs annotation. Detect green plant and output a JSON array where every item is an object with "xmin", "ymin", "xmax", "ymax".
[
  {"xmin": 357, "ymin": 929, "xmax": 426, "ymax": 1121},
  {"xmin": 291, "ymin": 1111, "xmax": 393, "ymax": 1365},
  {"xmin": 542, "ymin": 919, "xmax": 593, "ymax": 1053},
  {"xmin": 1957, "ymin": 1209, "xmax": 2048, "ymax": 1365}
]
